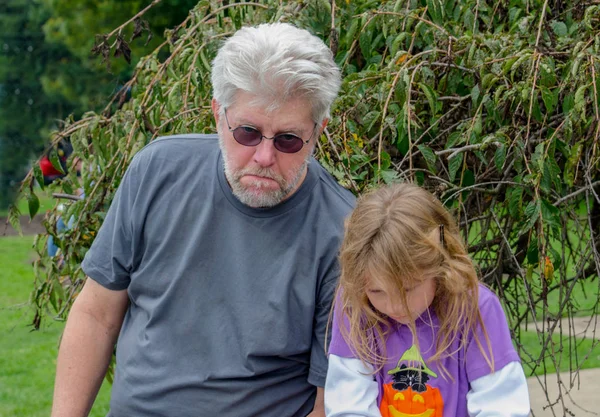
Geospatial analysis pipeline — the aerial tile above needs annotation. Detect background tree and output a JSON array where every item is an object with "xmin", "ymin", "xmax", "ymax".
[
  {"xmin": 0, "ymin": 0, "xmax": 199, "ymax": 208},
  {"xmin": 11, "ymin": 0, "xmax": 600, "ymax": 413},
  {"xmin": 0, "ymin": 0, "xmax": 74, "ymax": 208}
]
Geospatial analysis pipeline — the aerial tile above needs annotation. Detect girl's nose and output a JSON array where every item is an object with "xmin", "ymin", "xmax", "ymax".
[{"xmin": 389, "ymin": 301, "xmax": 406, "ymax": 317}]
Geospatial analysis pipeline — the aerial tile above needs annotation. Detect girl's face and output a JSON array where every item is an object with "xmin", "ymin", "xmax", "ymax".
[{"xmin": 365, "ymin": 275, "xmax": 437, "ymax": 324}]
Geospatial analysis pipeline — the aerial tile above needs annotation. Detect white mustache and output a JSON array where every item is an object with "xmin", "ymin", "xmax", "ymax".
[{"xmin": 236, "ymin": 168, "xmax": 285, "ymax": 185}]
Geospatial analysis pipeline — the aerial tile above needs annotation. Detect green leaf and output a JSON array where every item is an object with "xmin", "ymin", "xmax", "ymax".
[
  {"xmin": 458, "ymin": 167, "xmax": 473, "ymax": 190},
  {"xmin": 482, "ymin": 73, "xmax": 498, "ymax": 90},
  {"xmin": 494, "ymin": 143, "xmax": 507, "ymax": 171},
  {"xmin": 415, "ymin": 171, "xmax": 425, "ymax": 185},
  {"xmin": 523, "ymin": 200, "xmax": 540, "ymax": 233},
  {"xmin": 473, "ymin": 113, "xmax": 483, "ymax": 135},
  {"xmin": 564, "ymin": 142, "xmax": 582, "ymax": 187},
  {"xmin": 199, "ymin": 49, "xmax": 211, "ymax": 72},
  {"xmin": 448, "ymin": 153, "xmax": 463, "ymax": 182},
  {"xmin": 49, "ymin": 282, "xmax": 59, "ymax": 313},
  {"xmin": 380, "ymin": 169, "xmax": 400, "ymax": 184},
  {"xmin": 446, "ymin": 131, "xmax": 463, "ymax": 148},
  {"xmin": 419, "ymin": 82, "xmax": 438, "ymax": 115},
  {"xmin": 396, "ymin": 109, "xmax": 408, "ymax": 155},
  {"xmin": 359, "ymin": 30, "xmax": 372, "ymax": 60},
  {"xmin": 502, "ymin": 56, "xmax": 519, "ymax": 76},
  {"xmin": 417, "ymin": 145, "xmax": 437, "ymax": 173},
  {"xmin": 541, "ymin": 87, "xmax": 557, "ymax": 114},
  {"xmin": 584, "ymin": 6, "xmax": 600, "ymax": 30},
  {"xmin": 8, "ymin": 204, "xmax": 22, "ymax": 236},
  {"xmin": 532, "ymin": 143, "xmax": 545, "ymax": 170},
  {"xmin": 395, "ymin": 77, "xmax": 407, "ymax": 104},
  {"xmin": 345, "ymin": 18, "xmax": 359, "ymax": 47},
  {"xmin": 562, "ymin": 93, "xmax": 575, "ymax": 114},
  {"xmin": 471, "ymin": 84, "xmax": 481, "ymax": 106},
  {"xmin": 511, "ymin": 53, "xmax": 531, "ymax": 81},
  {"xmin": 540, "ymin": 60, "xmax": 557, "ymax": 87},
  {"xmin": 27, "ymin": 193, "xmax": 40, "ymax": 219},
  {"xmin": 526, "ymin": 264, "xmax": 534, "ymax": 282},
  {"xmin": 550, "ymin": 21, "xmax": 568, "ymax": 37},
  {"xmin": 541, "ymin": 199, "xmax": 560, "ymax": 229},
  {"xmin": 426, "ymin": 0, "xmax": 443, "ymax": 24},
  {"xmin": 527, "ymin": 235, "xmax": 539, "ymax": 265},
  {"xmin": 548, "ymin": 246, "xmax": 562, "ymax": 271},
  {"xmin": 62, "ymin": 180, "xmax": 74, "ymax": 196},
  {"xmin": 49, "ymin": 149, "xmax": 65, "ymax": 175},
  {"xmin": 571, "ymin": 53, "xmax": 584, "ymax": 78},
  {"xmin": 380, "ymin": 151, "xmax": 391, "ymax": 170},
  {"xmin": 508, "ymin": 186, "xmax": 523, "ymax": 219},
  {"xmin": 463, "ymin": 8, "xmax": 475, "ymax": 31},
  {"xmin": 574, "ymin": 84, "xmax": 589, "ymax": 120},
  {"xmin": 541, "ymin": 161, "xmax": 553, "ymax": 193},
  {"xmin": 52, "ymin": 278, "xmax": 66, "ymax": 308},
  {"xmin": 390, "ymin": 34, "xmax": 407, "ymax": 57},
  {"xmin": 33, "ymin": 164, "xmax": 45, "ymax": 190}
]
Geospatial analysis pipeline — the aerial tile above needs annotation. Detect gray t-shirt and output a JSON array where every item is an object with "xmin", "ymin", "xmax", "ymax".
[{"xmin": 82, "ymin": 134, "xmax": 355, "ymax": 417}]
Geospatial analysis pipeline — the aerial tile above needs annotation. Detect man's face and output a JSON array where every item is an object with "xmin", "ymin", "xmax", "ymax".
[{"xmin": 213, "ymin": 91, "xmax": 325, "ymax": 208}]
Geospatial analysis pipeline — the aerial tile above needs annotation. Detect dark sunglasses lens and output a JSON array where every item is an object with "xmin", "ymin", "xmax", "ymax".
[
  {"xmin": 273, "ymin": 134, "xmax": 303, "ymax": 153},
  {"xmin": 233, "ymin": 127, "xmax": 262, "ymax": 146}
]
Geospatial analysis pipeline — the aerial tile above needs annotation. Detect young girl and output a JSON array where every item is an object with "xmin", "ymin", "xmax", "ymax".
[{"xmin": 325, "ymin": 183, "xmax": 530, "ymax": 417}]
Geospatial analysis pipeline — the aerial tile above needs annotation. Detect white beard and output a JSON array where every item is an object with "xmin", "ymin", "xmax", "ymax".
[{"xmin": 219, "ymin": 135, "xmax": 309, "ymax": 208}]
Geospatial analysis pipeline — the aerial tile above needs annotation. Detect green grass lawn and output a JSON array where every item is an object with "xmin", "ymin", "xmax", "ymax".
[
  {"xmin": 518, "ymin": 330, "xmax": 600, "ymax": 377},
  {"xmin": 0, "ymin": 236, "xmax": 110, "ymax": 417}
]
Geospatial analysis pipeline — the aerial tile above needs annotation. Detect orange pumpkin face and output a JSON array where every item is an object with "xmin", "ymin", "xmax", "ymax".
[{"xmin": 379, "ymin": 383, "xmax": 444, "ymax": 417}]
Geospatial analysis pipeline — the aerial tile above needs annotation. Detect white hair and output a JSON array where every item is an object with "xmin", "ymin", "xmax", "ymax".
[{"xmin": 211, "ymin": 22, "xmax": 341, "ymax": 123}]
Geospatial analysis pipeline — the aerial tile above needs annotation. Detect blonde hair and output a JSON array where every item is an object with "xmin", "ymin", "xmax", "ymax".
[{"xmin": 335, "ymin": 183, "xmax": 493, "ymax": 379}]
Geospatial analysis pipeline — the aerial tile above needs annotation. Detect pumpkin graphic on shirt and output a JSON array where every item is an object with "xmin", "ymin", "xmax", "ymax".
[{"xmin": 379, "ymin": 345, "xmax": 444, "ymax": 417}]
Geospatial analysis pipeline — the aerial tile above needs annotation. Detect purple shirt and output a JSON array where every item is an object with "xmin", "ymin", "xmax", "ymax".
[{"xmin": 329, "ymin": 285, "xmax": 520, "ymax": 416}]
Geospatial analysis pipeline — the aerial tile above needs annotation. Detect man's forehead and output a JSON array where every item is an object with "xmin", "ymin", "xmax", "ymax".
[{"xmin": 229, "ymin": 94, "xmax": 314, "ymax": 127}]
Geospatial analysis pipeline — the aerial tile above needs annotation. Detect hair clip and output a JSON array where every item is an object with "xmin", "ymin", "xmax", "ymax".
[{"xmin": 439, "ymin": 224, "xmax": 446, "ymax": 249}]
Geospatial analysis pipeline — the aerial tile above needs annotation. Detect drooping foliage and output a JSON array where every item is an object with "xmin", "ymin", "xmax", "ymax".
[{"xmin": 11, "ymin": 0, "xmax": 600, "ymax": 411}]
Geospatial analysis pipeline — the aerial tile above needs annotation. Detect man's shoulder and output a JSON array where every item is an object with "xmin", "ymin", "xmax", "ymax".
[
  {"xmin": 144, "ymin": 133, "xmax": 219, "ymax": 151},
  {"xmin": 131, "ymin": 134, "xmax": 219, "ymax": 164},
  {"xmin": 311, "ymin": 160, "xmax": 356, "ymax": 212}
]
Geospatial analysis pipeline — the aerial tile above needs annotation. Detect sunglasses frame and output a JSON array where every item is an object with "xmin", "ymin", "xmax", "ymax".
[{"xmin": 223, "ymin": 108, "xmax": 316, "ymax": 154}]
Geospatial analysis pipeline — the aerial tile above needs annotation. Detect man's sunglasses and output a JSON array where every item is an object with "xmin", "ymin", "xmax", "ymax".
[{"xmin": 224, "ymin": 108, "xmax": 316, "ymax": 154}]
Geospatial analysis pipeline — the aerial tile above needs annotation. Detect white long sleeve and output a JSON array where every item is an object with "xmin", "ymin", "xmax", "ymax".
[
  {"xmin": 325, "ymin": 354, "xmax": 383, "ymax": 417},
  {"xmin": 467, "ymin": 361, "xmax": 530, "ymax": 416}
]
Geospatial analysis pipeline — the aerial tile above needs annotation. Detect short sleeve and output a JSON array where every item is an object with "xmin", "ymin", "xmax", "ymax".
[
  {"xmin": 308, "ymin": 259, "xmax": 341, "ymax": 387},
  {"xmin": 465, "ymin": 287, "xmax": 521, "ymax": 382},
  {"xmin": 81, "ymin": 156, "xmax": 143, "ymax": 291}
]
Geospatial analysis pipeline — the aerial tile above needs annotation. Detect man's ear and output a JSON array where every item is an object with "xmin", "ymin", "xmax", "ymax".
[
  {"xmin": 319, "ymin": 118, "xmax": 329, "ymax": 134},
  {"xmin": 211, "ymin": 98, "xmax": 220, "ymax": 127}
]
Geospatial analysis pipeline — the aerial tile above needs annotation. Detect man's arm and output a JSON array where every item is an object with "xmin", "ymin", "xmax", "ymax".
[
  {"xmin": 51, "ymin": 278, "xmax": 129, "ymax": 417},
  {"xmin": 307, "ymin": 387, "xmax": 325, "ymax": 417}
]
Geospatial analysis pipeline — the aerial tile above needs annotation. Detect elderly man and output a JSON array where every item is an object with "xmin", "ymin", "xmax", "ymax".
[{"xmin": 51, "ymin": 23, "xmax": 355, "ymax": 417}]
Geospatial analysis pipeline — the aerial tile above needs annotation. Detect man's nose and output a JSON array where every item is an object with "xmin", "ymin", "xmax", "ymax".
[{"xmin": 253, "ymin": 137, "xmax": 277, "ymax": 167}]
